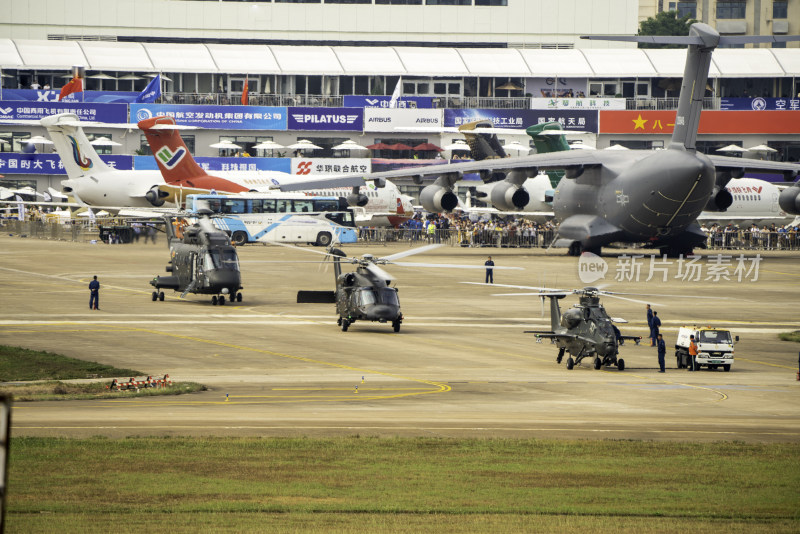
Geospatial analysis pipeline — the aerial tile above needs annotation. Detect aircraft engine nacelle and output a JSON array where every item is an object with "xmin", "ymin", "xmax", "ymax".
[
  {"xmin": 778, "ymin": 184, "xmax": 800, "ymax": 215},
  {"xmin": 489, "ymin": 180, "xmax": 530, "ymax": 211},
  {"xmin": 145, "ymin": 185, "xmax": 169, "ymax": 207},
  {"xmin": 420, "ymin": 184, "xmax": 459, "ymax": 212},
  {"xmin": 703, "ymin": 187, "xmax": 733, "ymax": 212},
  {"xmin": 561, "ymin": 308, "xmax": 582, "ymax": 330},
  {"xmin": 346, "ymin": 192, "xmax": 369, "ymax": 207}
]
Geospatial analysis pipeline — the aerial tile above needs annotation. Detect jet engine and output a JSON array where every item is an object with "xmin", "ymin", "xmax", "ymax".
[
  {"xmin": 420, "ymin": 184, "xmax": 459, "ymax": 212},
  {"xmin": 703, "ymin": 186, "xmax": 733, "ymax": 212},
  {"xmin": 145, "ymin": 185, "xmax": 169, "ymax": 207},
  {"xmin": 778, "ymin": 184, "xmax": 800, "ymax": 215},
  {"xmin": 489, "ymin": 180, "xmax": 530, "ymax": 211},
  {"xmin": 346, "ymin": 186, "xmax": 368, "ymax": 207}
]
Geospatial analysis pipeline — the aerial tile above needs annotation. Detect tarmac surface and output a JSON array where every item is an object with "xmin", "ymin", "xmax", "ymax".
[{"xmin": 2, "ymin": 233, "xmax": 799, "ymax": 442}]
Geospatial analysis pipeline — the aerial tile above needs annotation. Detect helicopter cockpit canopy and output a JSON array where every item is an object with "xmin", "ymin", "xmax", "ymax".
[
  {"xmin": 354, "ymin": 287, "xmax": 399, "ymax": 307},
  {"xmin": 203, "ymin": 248, "xmax": 239, "ymax": 272}
]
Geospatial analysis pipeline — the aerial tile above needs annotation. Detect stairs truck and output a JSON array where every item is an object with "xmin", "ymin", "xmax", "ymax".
[{"xmin": 675, "ymin": 326, "xmax": 738, "ymax": 371}]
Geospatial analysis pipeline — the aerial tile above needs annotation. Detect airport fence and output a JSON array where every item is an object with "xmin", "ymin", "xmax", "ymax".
[
  {"xmin": 704, "ymin": 228, "xmax": 800, "ymax": 251},
  {"xmin": 356, "ymin": 227, "xmax": 558, "ymax": 248}
]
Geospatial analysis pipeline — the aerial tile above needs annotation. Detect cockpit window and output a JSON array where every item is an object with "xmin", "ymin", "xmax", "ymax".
[
  {"xmin": 204, "ymin": 249, "xmax": 239, "ymax": 271},
  {"xmin": 698, "ymin": 330, "xmax": 732, "ymax": 344},
  {"xmin": 357, "ymin": 289, "xmax": 377, "ymax": 306},
  {"xmin": 379, "ymin": 288, "xmax": 399, "ymax": 306}
]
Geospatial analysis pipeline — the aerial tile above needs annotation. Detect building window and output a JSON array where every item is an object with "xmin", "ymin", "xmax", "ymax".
[
  {"xmin": 274, "ymin": 0, "xmax": 321, "ymax": 3},
  {"xmin": 426, "ymin": 0, "xmax": 471, "ymax": 5},
  {"xmin": 475, "ymin": 0, "xmax": 507, "ymax": 5},
  {"xmin": 773, "ymin": 1, "xmax": 788, "ymax": 18},
  {"xmin": 375, "ymin": 0, "xmax": 423, "ymax": 4},
  {"xmin": 677, "ymin": 1, "xmax": 696, "ymax": 18},
  {"xmin": 0, "ymin": 132, "xmax": 31, "ymax": 153},
  {"xmin": 325, "ymin": 0, "xmax": 371, "ymax": 3},
  {"xmin": 716, "ymin": 1, "xmax": 746, "ymax": 19}
]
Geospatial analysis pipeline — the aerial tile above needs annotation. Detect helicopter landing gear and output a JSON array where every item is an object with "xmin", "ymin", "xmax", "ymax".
[
  {"xmin": 236, "ymin": 292, "xmax": 242, "ymax": 302},
  {"xmin": 392, "ymin": 320, "xmax": 401, "ymax": 333},
  {"xmin": 616, "ymin": 358, "xmax": 625, "ymax": 371},
  {"xmin": 152, "ymin": 291, "xmax": 165, "ymax": 301},
  {"xmin": 594, "ymin": 357, "xmax": 602, "ymax": 370},
  {"xmin": 219, "ymin": 295, "xmax": 225, "ymax": 306},
  {"xmin": 556, "ymin": 347, "xmax": 565, "ymax": 364},
  {"xmin": 341, "ymin": 318, "xmax": 350, "ymax": 332},
  {"xmin": 211, "ymin": 296, "xmax": 218, "ymax": 305},
  {"xmin": 152, "ymin": 291, "xmax": 158, "ymax": 301},
  {"xmin": 566, "ymin": 356, "xmax": 574, "ymax": 370},
  {"xmin": 159, "ymin": 291, "xmax": 164, "ymax": 301}
]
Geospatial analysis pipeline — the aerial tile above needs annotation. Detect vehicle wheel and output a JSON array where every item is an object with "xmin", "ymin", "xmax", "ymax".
[
  {"xmin": 723, "ymin": 364, "xmax": 731, "ymax": 372},
  {"xmin": 219, "ymin": 295, "xmax": 225, "ymax": 305},
  {"xmin": 393, "ymin": 320, "xmax": 401, "ymax": 333},
  {"xmin": 594, "ymin": 357, "xmax": 602, "ymax": 370},
  {"xmin": 566, "ymin": 357, "xmax": 574, "ymax": 370},
  {"xmin": 212, "ymin": 296, "xmax": 218, "ymax": 305},
  {"xmin": 236, "ymin": 292, "xmax": 242, "ymax": 302},
  {"xmin": 557, "ymin": 347, "xmax": 565, "ymax": 364},
  {"xmin": 316, "ymin": 232, "xmax": 332, "ymax": 247},
  {"xmin": 159, "ymin": 291, "xmax": 165, "ymax": 301},
  {"xmin": 232, "ymin": 231, "xmax": 248, "ymax": 247},
  {"xmin": 617, "ymin": 358, "xmax": 625, "ymax": 371},
  {"xmin": 152, "ymin": 291, "xmax": 158, "ymax": 301},
  {"xmin": 341, "ymin": 319, "xmax": 349, "ymax": 332}
]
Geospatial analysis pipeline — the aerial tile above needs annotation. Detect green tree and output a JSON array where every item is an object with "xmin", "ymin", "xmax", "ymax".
[{"xmin": 638, "ymin": 10, "xmax": 697, "ymax": 48}]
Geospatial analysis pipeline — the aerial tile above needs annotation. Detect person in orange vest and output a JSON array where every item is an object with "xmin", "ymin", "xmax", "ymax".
[{"xmin": 688, "ymin": 334, "xmax": 698, "ymax": 371}]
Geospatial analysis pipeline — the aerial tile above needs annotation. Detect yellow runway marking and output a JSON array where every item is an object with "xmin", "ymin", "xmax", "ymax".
[{"xmin": 736, "ymin": 357, "xmax": 796, "ymax": 370}]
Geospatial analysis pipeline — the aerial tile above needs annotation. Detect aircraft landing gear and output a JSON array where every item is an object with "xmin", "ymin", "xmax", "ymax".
[
  {"xmin": 219, "ymin": 295, "xmax": 225, "ymax": 306},
  {"xmin": 566, "ymin": 356, "xmax": 575, "ymax": 370},
  {"xmin": 159, "ymin": 291, "xmax": 164, "ymax": 301},
  {"xmin": 152, "ymin": 291, "xmax": 158, "ymax": 301},
  {"xmin": 617, "ymin": 358, "xmax": 625, "ymax": 371},
  {"xmin": 236, "ymin": 292, "xmax": 242, "ymax": 302},
  {"xmin": 341, "ymin": 318, "xmax": 350, "ymax": 332},
  {"xmin": 392, "ymin": 319, "xmax": 401, "ymax": 333},
  {"xmin": 556, "ymin": 347, "xmax": 565, "ymax": 364},
  {"xmin": 594, "ymin": 357, "xmax": 602, "ymax": 370},
  {"xmin": 152, "ymin": 291, "xmax": 165, "ymax": 301}
]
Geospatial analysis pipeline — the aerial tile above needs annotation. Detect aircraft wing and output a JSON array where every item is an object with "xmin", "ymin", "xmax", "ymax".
[
  {"xmin": 708, "ymin": 155, "xmax": 800, "ymax": 179},
  {"xmin": 274, "ymin": 151, "xmax": 603, "ymax": 192}
]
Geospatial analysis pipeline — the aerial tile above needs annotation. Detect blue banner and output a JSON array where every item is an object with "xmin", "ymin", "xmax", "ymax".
[
  {"xmin": 135, "ymin": 75, "xmax": 161, "ymax": 104},
  {"xmin": 0, "ymin": 89, "xmax": 140, "ymax": 104},
  {"xmin": 133, "ymin": 156, "xmax": 291, "ymax": 174},
  {"xmin": 0, "ymin": 154, "xmax": 132, "ymax": 175},
  {"xmin": 0, "ymin": 100, "xmax": 129, "ymax": 123},
  {"xmin": 343, "ymin": 96, "xmax": 435, "ymax": 109},
  {"xmin": 444, "ymin": 109, "xmax": 598, "ymax": 133},
  {"xmin": 288, "ymin": 107, "xmax": 363, "ymax": 131},
  {"xmin": 130, "ymin": 104, "xmax": 287, "ymax": 130},
  {"xmin": 720, "ymin": 97, "xmax": 800, "ymax": 111}
]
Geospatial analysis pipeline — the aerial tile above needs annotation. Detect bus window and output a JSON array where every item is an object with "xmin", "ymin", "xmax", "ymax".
[
  {"xmin": 277, "ymin": 200, "xmax": 291, "ymax": 213},
  {"xmin": 251, "ymin": 199, "xmax": 263, "ymax": 213},
  {"xmin": 314, "ymin": 199, "xmax": 339, "ymax": 212},
  {"xmin": 221, "ymin": 199, "xmax": 246, "ymax": 214},
  {"xmin": 206, "ymin": 199, "xmax": 222, "ymax": 213},
  {"xmin": 325, "ymin": 211, "xmax": 355, "ymax": 227},
  {"xmin": 294, "ymin": 200, "xmax": 313, "ymax": 213},
  {"xmin": 262, "ymin": 199, "xmax": 276, "ymax": 213}
]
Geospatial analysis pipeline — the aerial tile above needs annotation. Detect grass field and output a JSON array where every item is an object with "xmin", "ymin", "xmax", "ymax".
[
  {"xmin": 6, "ymin": 437, "xmax": 800, "ymax": 533},
  {"xmin": 0, "ymin": 345, "xmax": 141, "ymax": 382},
  {"xmin": 779, "ymin": 331, "xmax": 800, "ymax": 343}
]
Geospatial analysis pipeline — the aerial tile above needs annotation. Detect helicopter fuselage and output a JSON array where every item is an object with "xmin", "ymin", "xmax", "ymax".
[{"xmin": 336, "ymin": 269, "xmax": 402, "ymax": 327}]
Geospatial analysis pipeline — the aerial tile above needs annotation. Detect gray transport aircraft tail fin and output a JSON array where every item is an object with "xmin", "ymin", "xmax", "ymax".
[{"xmin": 582, "ymin": 24, "xmax": 800, "ymax": 152}]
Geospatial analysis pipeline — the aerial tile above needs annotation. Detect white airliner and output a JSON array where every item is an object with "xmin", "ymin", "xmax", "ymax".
[{"xmin": 698, "ymin": 177, "xmax": 791, "ymax": 226}]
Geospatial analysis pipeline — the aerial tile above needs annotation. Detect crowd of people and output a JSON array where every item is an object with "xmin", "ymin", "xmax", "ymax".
[{"xmin": 701, "ymin": 222, "xmax": 800, "ymax": 250}]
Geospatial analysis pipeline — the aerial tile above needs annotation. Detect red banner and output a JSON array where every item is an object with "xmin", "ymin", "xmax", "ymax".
[{"xmin": 599, "ymin": 110, "xmax": 800, "ymax": 134}]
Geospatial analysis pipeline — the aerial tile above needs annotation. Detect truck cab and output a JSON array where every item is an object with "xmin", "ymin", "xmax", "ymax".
[{"xmin": 675, "ymin": 326, "xmax": 737, "ymax": 372}]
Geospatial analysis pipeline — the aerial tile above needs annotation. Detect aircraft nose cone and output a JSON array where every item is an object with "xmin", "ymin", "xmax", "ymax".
[
  {"xmin": 367, "ymin": 304, "xmax": 397, "ymax": 322},
  {"xmin": 208, "ymin": 269, "xmax": 239, "ymax": 292}
]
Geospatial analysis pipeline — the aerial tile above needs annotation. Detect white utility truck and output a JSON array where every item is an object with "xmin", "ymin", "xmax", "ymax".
[{"xmin": 675, "ymin": 326, "xmax": 738, "ymax": 371}]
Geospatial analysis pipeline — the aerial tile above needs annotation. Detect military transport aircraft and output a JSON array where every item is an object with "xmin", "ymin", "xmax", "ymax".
[{"xmin": 274, "ymin": 24, "xmax": 800, "ymax": 256}]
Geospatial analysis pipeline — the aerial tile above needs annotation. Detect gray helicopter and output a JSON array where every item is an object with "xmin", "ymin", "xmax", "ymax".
[
  {"xmin": 297, "ymin": 244, "xmax": 521, "ymax": 332},
  {"xmin": 149, "ymin": 211, "xmax": 243, "ymax": 305},
  {"xmin": 468, "ymin": 284, "xmax": 644, "ymax": 371}
]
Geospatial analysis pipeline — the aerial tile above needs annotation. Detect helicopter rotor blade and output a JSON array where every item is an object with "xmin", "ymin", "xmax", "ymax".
[
  {"xmin": 462, "ymin": 282, "xmax": 568, "ymax": 291},
  {"xmin": 601, "ymin": 293, "xmax": 662, "ymax": 306},
  {"xmin": 380, "ymin": 243, "xmax": 443, "ymax": 262},
  {"xmin": 366, "ymin": 262, "xmax": 396, "ymax": 282},
  {"xmin": 394, "ymin": 262, "xmax": 522, "ymax": 270}
]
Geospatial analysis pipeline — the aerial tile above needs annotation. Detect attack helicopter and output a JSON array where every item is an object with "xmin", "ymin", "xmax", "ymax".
[
  {"xmin": 149, "ymin": 210, "xmax": 243, "ymax": 305},
  {"xmin": 296, "ymin": 244, "xmax": 521, "ymax": 332},
  {"xmin": 466, "ymin": 284, "xmax": 643, "ymax": 371}
]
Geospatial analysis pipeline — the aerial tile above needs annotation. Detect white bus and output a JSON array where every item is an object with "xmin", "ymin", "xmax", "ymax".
[{"xmin": 186, "ymin": 193, "xmax": 358, "ymax": 247}]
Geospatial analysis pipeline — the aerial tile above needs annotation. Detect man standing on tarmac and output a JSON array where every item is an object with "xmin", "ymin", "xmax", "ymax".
[
  {"xmin": 657, "ymin": 333, "xmax": 666, "ymax": 372},
  {"xmin": 651, "ymin": 311, "xmax": 661, "ymax": 347},
  {"xmin": 484, "ymin": 256, "xmax": 494, "ymax": 284},
  {"xmin": 688, "ymin": 334, "xmax": 699, "ymax": 371},
  {"xmin": 646, "ymin": 304, "xmax": 654, "ymax": 346},
  {"xmin": 89, "ymin": 275, "xmax": 100, "ymax": 310}
]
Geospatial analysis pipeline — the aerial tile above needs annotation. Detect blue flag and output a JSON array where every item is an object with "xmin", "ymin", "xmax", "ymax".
[{"xmin": 135, "ymin": 75, "xmax": 161, "ymax": 103}]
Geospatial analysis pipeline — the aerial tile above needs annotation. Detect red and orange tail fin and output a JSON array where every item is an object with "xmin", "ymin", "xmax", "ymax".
[{"xmin": 138, "ymin": 116, "xmax": 207, "ymax": 183}]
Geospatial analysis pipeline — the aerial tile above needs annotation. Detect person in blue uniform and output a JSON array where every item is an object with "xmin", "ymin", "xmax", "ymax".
[
  {"xmin": 657, "ymin": 333, "xmax": 666, "ymax": 372},
  {"xmin": 89, "ymin": 275, "xmax": 100, "ymax": 310},
  {"xmin": 484, "ymin": 256, "xmax": 494, "ymax": 284},
  {"xmin": 646, "ymin": 304, "xmax": 654, "ymax": 346},
  {"xmin": 651, "ymin": 311, "xmax": 661, "ymax": 347}
]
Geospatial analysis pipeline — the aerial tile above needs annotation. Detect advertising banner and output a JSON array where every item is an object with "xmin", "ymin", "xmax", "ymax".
[
  {"xmin": 364, "ymin": 108, "xmax": 443, "ymax": 132},
  {"xmin": 130, "ymin": 104, "xmax": 287, "ymax": 130},
  {"xmin": 530, "ymin": 97, "xmax": 626, "ymax": 110},
  {"xmin": 444, "ymin": 109, "xmax": 598, "ymax": 132},
  {"xmin": 290, "ymin": 158, "xmax": 371, "ymax": 176},
  {"xmin": 134, "ymin": 156, "xmax": 291, "ymax": 174},
  {"xmin": 599, "ymin": 110, "xmax": 800, "ymax": 134},
  {"xmin": 0, "ymin": 154, "xmax": 132, "ymax": 175},
  {"xmin": 720, "ymin": 97, "xmax": 800, "ymax": 111},
  {"xmin": 343, "ymin": 96, "xmax": 435, "ymax": 109},
  {"xmin": 0, "ymin": 89, "xmax": 140, "ymax": 104},
  {"xmin": 288, "ymin": 107, "xmax": 363, "ymax": 131},
  {"xmin": 0, "ymin": 101, "xmax": 128, "ymax": 123}
]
